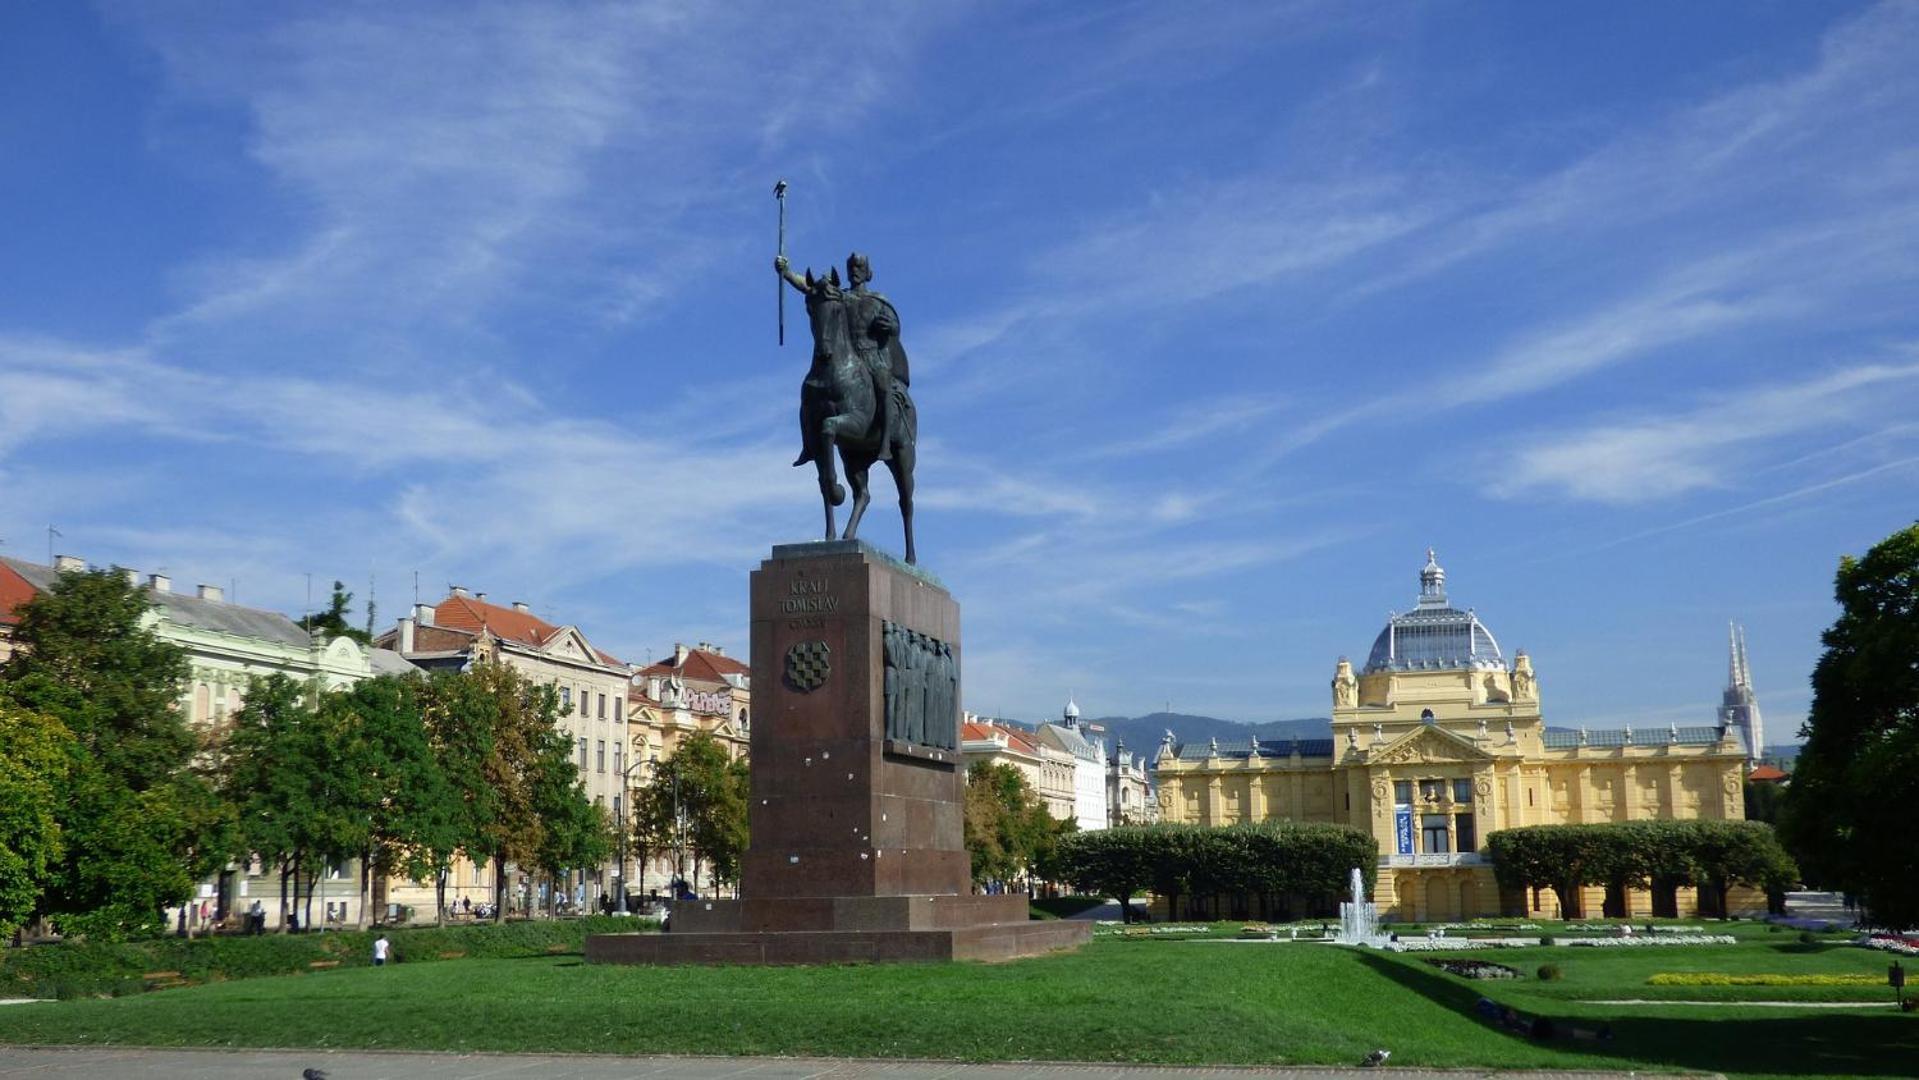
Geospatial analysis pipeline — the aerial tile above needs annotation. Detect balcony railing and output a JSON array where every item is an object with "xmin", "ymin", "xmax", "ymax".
[{"xmin": 1379, "ymin": 852, "xmax": 1487, "ymax": 869}]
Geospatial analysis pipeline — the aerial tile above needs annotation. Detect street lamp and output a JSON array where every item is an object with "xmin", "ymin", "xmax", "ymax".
[{"xmin": 614, "ymin": 755, "xmax": 648, "ymax": 914}]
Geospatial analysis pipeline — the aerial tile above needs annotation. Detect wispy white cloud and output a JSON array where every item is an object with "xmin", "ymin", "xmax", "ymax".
[{"xmin": 1496, "ymin": 360, "xmax": 1919, "ymax": 504}]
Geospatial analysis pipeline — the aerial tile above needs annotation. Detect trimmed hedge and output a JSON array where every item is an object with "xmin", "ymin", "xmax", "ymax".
[
  {"xmin": 2, "ymin": 916, "xmax": 654, "ymax": 1000},
  {"xmin": 1054, "ymin": 822, "xmax": 1377, "ymax": 923}
]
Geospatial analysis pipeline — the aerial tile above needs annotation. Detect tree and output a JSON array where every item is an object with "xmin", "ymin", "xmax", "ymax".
[
  {"xmin": 1488, "ymin": 824, "xmax": 1608, "ymax": 918},
  {"xmin": 1688, "ymin": 820, "xmax": 1797, "ymax": 919},
  {"xmin": 438, "ymin": 663, "xmax": 566, "ymax": 921},
  {"xmin": 218, "ymin": 675, "xmax": 363, "ymax": 932},
  {"xmin": 0, "ymin": 705, "xmax": 74, "ymax": 939},
  {"xmin": 297, "ymin": 580, "xmax": 371, "ymax": 646},
  {"xmin": 1781, "ymin": 523, "xmax": 1919, "ymax": 929},
  {"xmin": 323, "ymin": 674, "xmax": 450, "ymax": 928},
  {"xmin": 962, "ymin": 763, "xmax": 1066, "ymax": 890},
  {"xmin": 529, "ymin": 731, "xmax": 612, "ymax": 914},
  {"xmin": 636, "ymin": 733, "xmax": 748, "ymax": 896},
  {"xmin": 417, "ymin": 669, "xmax": 502, "ymax": 921},
  {"xmin": 1054, "ymin": 827, "xmax": 1155, "ymax": 922},
  {"xmin": 0, "ymin": 567, "xmax": 207, "ymax": 937}
]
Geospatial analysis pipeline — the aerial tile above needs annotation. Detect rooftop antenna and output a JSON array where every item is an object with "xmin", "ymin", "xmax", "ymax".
[
  {"xmin": 365, "ymin": 570, "xmax": 377, "ymax": 637},
  {"xmin": 304, "ymin": 573, "xmax": 313, "ymax": 627},
  {"xmin": 412, "ymin": 570, "xmax": 420, "ymax": 606},
  {"xmin": 47, "ymin": 524, "xmax": 62, "ymax": 565}
]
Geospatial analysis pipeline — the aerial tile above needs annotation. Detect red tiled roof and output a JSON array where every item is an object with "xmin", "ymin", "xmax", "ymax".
[
  {"xmin": 963, "ymin": 720, "xmax": 1041, "ymax": 756},
  {"xmin": 0, "ymin": 562, "xmax": 40, "ymax": 627},
  {"xmin": 430, "ymin": 595, "xmax": 622, "ymax": 667},
  {"xmin": 1748, "ymin": 764, "xmax": 1789, "ymax": 782},
  {"xmin": 636, "ymin": 646, "xmax": 748, "ymax": 683}
]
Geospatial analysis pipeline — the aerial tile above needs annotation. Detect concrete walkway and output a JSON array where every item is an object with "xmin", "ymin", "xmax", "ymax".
[{"xmin": 0, "ymin": 1047, "xmax": 1689, "ymax": 1079}]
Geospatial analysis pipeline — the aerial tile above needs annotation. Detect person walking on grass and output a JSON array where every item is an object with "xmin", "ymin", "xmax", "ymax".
[{"xmin": 372, "ymin": 934, "xmax": 391, "ymax": 967}]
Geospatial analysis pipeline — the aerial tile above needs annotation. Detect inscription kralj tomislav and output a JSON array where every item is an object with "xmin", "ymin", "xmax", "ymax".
[{"xmin": 882, "ymin": 621, "xmax": 958, "ymax": 751}]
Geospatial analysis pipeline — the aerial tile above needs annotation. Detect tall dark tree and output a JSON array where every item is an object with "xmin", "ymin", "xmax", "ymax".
[
  {"xmin": 298, "ymin": 580, "xmax": 371, "ymax": 646},
  {"xmin": 0, "ymin": 568, "xmax": 210, "ymax": 937},
  {"xmin": 1781, "ymin": 522, "xmax": 1919, "ymax": 928},
  {"xmin": 963, "ymin": 762, "xmax": 1069, "ymax": 890}
]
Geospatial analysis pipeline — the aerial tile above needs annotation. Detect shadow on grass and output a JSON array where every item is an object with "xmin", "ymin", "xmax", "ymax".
[{"xmin": 1355, "ymin": 951, "xmax": 1917, "ymax": 1078}]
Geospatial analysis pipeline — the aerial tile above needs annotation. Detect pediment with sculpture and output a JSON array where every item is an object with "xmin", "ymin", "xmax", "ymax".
[{"xmin": 1368, "ymin": 723, "xmax": 1495, "ymax": 766}]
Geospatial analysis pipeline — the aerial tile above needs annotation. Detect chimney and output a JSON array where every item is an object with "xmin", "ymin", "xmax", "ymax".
[
  {"xmin": 398, "ymin": 615, "xmax": 416, "ymax": 654},
  {"xmin": 197, "ymin": 584, "xmax": 224, "ymax": 602},
  {"xmin": 674, "ymin": 643, "xmax": 689, "ymax": 666},
  {"xmin": 709, "ymin": 644, "xmax": 724, "ymax": 657},
  {"xmin": 512, "ymin": 601, "xmax": 530, "ymax": 613},
  {"xmin": 149, "ymin": 573, "xmax": 171, "ymax": 593},
  {"xmin": 53, "ymin": 554, "xmax": 84, "ymax": 572},
  {"xmin": 121, "ymin": 568, "xmax": 140, "ymax": 587},
  {"xmin": 475, "ymin": 592, "xmax": 488, "ymax": 603},
  {"xmin": 413, "ymin": 602, "xmax": 435, "ymax": 626},
  {"xmin": 450, "ymin": 586, "xmax": 469, "ymax": 599}
]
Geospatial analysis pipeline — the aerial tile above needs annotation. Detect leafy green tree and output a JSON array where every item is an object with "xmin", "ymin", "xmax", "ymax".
[
  {"xmin": 218, "ymin": 675, "xmax": 365, "ymax": 931},
  {"xmin": 0, "ymin": 567, "xmax": 207, "ymax": 937},
  {"xmin": 0, "ymin": 705, "xmax": 74, "ymax": 939},
  {"xmin": 1688, "ymin": 820, "xmax": 1797, "ymax": 919},
  {"xmin": 416, "ymin": 669, "xmax": 502, "ymax": 920},
  {"xmin": 297, "ymin": 580, "xmax": 371, "ymax": 646},
  {"xmin": 1780, "ymin": 523, "xmax": 1919, "ymax": 929},
  {"xmin": 963, "ymin": 763, "xmax": 1066, "ymax": 889},
  {"xmin": 636, "ymin": 733, "xmax": 748, "ymax": 895},
  {"xmin": 1743, "ymin": 781, "xmax": 1783, "ymax": 824},
  {"xmin": 529, "ymin": 733, "xmax": 612, "ymax": 914},
  {"xmin": 1053, "ymin": 827, "xmax": 1155, "ymax": 921},
  {"xmin": 454, "ymin": 663, "xmax": 567, "ymax": 920},
  {"xmin": 323, "ymin": 674, "xmax": 450, "ymax": 928}
]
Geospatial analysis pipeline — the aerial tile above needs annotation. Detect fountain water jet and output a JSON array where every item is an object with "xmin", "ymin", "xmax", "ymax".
[{"xmin": 1335, "ymin": 867, "xmax": 1387, "ymax": 946}]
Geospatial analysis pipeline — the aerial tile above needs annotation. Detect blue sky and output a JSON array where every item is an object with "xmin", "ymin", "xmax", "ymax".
[{"xmin": 3, "ymin": 2, "xmax": 1916, "ymax": 737}]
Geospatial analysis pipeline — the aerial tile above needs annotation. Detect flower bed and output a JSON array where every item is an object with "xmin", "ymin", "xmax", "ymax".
[
  {"xmin": 1567, "ymin": 923, "xmax": 1706, "ymax": 934},
  {"xmin": 1858, "ymin": 933, "xmax": 1919, "ymax": 957},
  {"xmin": 1566, "ymin": 934, "xmax": 1736, "ymax": 948},
  {"xmin": 1386, "ymin": 937, "xmax": 1498, "ymax": 952},
  {"xmin": 1647, "ymin": 972, "xmax": 1881, "ymax": 987},
  {"xmin": 1426, "ymin": 958, "xmax": 1520, "ymax": 979}
]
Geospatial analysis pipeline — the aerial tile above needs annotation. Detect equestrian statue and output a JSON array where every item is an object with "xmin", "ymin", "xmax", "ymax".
[{"xmin": 775, "ymin": 251, "xmax": 919, "ymax": 563}]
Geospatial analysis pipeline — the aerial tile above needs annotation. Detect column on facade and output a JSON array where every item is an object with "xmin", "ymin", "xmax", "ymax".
[
  {"xmin": 1245, "ymin": 765, "xmax": 1266, "ymax": 823},
  {"xmin": 1204, "ymin": 776, "xmax": 1222, "ymax": 827}
]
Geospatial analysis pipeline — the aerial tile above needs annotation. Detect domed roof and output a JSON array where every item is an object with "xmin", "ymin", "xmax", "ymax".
[
  {"xmin": 1063, "ymin": 696, "xmax": 1080, "ymax": 720},
  {"xmin": 1363, "ymin": 550, "xmax": 1504, "ymax": 674}
]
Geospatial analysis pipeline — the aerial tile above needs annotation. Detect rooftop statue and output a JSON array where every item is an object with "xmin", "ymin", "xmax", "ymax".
[{"xmin": 776, "ymin": 251, "xmax": 919, "ymax": 563}]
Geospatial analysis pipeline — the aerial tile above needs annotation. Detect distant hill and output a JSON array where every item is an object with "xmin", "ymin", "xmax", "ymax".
[{"xmin": 1090, "ymin": 712, "xmax": 1332, "ymax": 763}]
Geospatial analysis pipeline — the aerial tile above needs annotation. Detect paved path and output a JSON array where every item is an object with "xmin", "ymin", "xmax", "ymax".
[{"xmin": 0, "ymin": 1047, "xmax": 1689, "ymax": 1080}]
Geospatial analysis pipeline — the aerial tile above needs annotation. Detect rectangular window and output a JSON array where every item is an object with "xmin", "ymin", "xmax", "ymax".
[
  {"xmin": 598, "ymin": 693, "xmax": 607, "ymax": 719},
  {"xmin": 1393, "ymin": 780, "xmax": 1412, "ymax": 806},
  {"xmin": 1455, "ymin": 812, "xmax": 1477, "ymax": 853},
  {"xmin": 578, "ymin": 737, "xmax": 588, "ymax": 770},
  {"xmin": 614, "ymin": 697, "xmax": 623, "ymax": 723},
  {"xmin": 1421, "ymin": 814, "xmax": 1450, "ymax": 854},
  {"xmin": 597, "ymin": 740, "xmax": 606, "ymax": 773},
  {"xmin": 561, "ymin": 687, "xmax": 572, "ymax": 711},
  {"xmin": 613, "ymin": 794, "xmax": 622, "ymax": 819},
  {"xmin": 1453, "ymin": 778, "xmax": 1474, "ymax": 804}
]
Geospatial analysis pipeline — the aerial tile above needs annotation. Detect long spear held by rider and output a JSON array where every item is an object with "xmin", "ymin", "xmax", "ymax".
[{"xmin": 774, "ymin": 179, "xmax": 788, "ymax": 345}]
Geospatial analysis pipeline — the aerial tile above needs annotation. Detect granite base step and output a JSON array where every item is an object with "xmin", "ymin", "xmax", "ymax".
[{"xmin": 585, "ymin": 919, "xmax": 1090, "ymax": 966}]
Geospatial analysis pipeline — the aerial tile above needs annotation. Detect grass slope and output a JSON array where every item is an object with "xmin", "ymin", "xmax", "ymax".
[{"xmin": 0, "ymin": 935, "xmax": 1908, "ymax": 1077}]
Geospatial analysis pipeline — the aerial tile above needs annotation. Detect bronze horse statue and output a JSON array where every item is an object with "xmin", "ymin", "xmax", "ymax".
[{"xmin": 777, "ymin": 254, "xmax": 918, "ymax": 563}]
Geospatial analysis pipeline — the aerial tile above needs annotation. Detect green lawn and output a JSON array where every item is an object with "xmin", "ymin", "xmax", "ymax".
[{"xmin": 0, "ymin": 933, "xmax": 1909, "ymax": 1077}]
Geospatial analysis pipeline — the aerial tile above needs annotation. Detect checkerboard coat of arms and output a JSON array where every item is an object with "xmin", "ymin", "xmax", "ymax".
[{"xmin": 784, "ymin": 640, "xmax": 831, "ymax": 691}]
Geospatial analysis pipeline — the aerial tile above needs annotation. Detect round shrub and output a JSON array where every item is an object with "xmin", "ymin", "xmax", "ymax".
[
  {"xmin": 1537, "ymin": 963, "xmax": 1563, "ymax": 981},
  {"xmin": 1797, "ymin": 930, "xmax": 1819, "ymax": 944},
  {"xmin": 1538, "ymin": 934, "xmax": 1556, "ymax": 946}
]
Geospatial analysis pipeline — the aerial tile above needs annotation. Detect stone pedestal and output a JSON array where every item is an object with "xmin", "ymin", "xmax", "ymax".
[{"xmin": 586, "ymin": 540, "xmax": 1088, "ymax": 965}]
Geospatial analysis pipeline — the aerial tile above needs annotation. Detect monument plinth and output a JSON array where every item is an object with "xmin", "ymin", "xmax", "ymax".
[{"xmin": 586, "ymin": 540, "xmax": 1089, "ymax": 964}]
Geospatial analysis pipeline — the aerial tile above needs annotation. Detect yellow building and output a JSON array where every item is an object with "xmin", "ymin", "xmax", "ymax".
[{"xmin": 1154, "ymin": 551, "xmax": 1750, "ymax": 921}]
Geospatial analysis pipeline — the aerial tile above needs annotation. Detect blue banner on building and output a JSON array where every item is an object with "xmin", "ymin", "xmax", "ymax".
[{"xmin": 1395, "ymin": 806, "xmax": 1413, "ymax": 855}]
